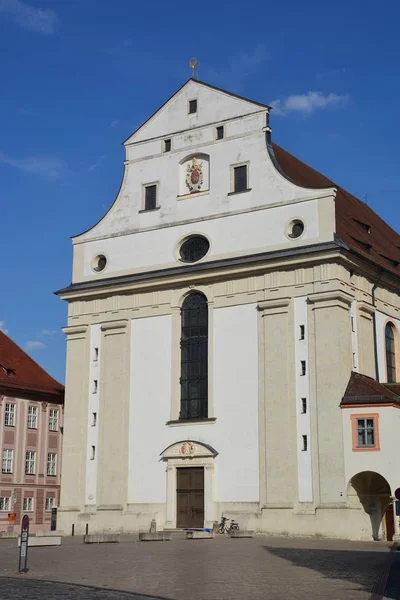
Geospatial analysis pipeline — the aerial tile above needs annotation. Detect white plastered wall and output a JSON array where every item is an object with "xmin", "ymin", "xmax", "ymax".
[
  {"xmin": 342, "ymin": 405, "xmax": 399, "ymax": 493},
  {"xmin": 294, "ymin": 297, "xmax": 313, "ymax": 502},
  {"xmin": 128, "ymin": 304, "xmax": 259, "ymax": 515},
  {"xmin": 85, "ymin": 324, "xmax": 101, "ymax": 505}
]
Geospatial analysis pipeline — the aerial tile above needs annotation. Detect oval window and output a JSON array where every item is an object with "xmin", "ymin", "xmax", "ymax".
[
  {"xmin": 92, "ymin": 254, "xmax": 107, "ymax": 272},
  {"xmin": 179, "ymin": 236, "xmax": 210, "ymax": 263},
  {"xmin": 288, "ymin": 220, "xmax": 305, "ymax": 239}
]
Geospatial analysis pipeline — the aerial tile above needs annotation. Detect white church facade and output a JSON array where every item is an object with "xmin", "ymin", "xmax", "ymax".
[{"xmin": 57, "ymin": 79, "xmax": 400, "ymax": 541}]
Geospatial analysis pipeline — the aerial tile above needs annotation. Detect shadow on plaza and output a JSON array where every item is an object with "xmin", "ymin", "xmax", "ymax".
[
  {"xmin": 0, "ymin": 578, "xmax": 174, "ymax": 600},
  {"xmin": 263, "ymin": 545, "xmax": 400, "ymax": 599}
]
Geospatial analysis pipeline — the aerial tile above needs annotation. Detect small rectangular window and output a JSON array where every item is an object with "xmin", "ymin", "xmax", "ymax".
[
  {"xmin": 300, "ymin": 361, "xmax": 306, "ymax": 376},
  {"xmin": 93, "ymin": 380, "xmax": 98, "ymax": 394},
  {"xmin": 49, "ymin": 409, "xmax": 59, "ymax": 431},
  {"xmin": 45, "ymin": 497, "xmax": 55, "ymax": 512},
  {"xmin": 23, "ymin": 497, "xmax": 34, "ymax": 512},
  {"xmin": 0, "ymin": 497, "xmax": 10, "ymax": 511},
  {"xmin": 234, "ymin": 165, "xmax": 248, "ymax": 193},
  {"xmin": 189, "ymin": 99, "xmax": 197, "ymax": 114},
  {"xmin": 25, "ymin": 451, "xmax": 36, "ymax": 475},
  {"xmin": 351, "ymin": 316, "xmax": 355, "ymax": 332},
  {"xmin": 163, "ymin": 139, "xmax": 171, "ymax": 152},
  {"xmin": 4, "ymin": 403, "xmax": 15, "ymax": 426},
  {"xmin": 27, "ymin": 406, "xmax": 38, "ymax": 429},
  {"xmin": 356, "ymin": 418, "xmax": 375, "ymax": 447},
  {"xmin": 90, "ymin": 445, "xmax": 96, "ymax": 460},
  {"xmin": 92, "ymin": 412, "xmax": 97, "ymax": 427},
  {"xmin": 216, "ymin": 126, "xmax": 224, "ymax": 140},
  {"xmin": 93, "ymin": 347, "xmax": 99, "ymax": 362},
  {"xmin": 302, "ymin": 435, "xmax": 308, "ymax": 451},
  {"xmin": 301, "ymin": 398, "xmax": 307, "ymax": 414},
  {"xmin": 47, "ymin": 452, "xmax": 57, "ymax": 476},
  {"xmin": 353, "ymin": 352, "xmax": 357, "ymax": 368},
  {"xmin": 2, "ymin": 449, "xmax": 13, "ymax": 473},
  {"xmin": 144, "ymin": 185, "xmax": 157, "ymax": 211},
  {"xmin": 299, "ymin": 325, "xmax": 305, "ymax": 340}
]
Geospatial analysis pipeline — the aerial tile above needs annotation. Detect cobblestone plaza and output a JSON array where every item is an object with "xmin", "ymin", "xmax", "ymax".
[{"xmin": 0, "ymin": 536, "xmax": 397, "ymax": 600}]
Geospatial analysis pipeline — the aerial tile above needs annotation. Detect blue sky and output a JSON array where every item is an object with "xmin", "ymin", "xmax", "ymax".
[{"xmin": 0, "ymin": 0, "xmax": 399, "ymax": 383}]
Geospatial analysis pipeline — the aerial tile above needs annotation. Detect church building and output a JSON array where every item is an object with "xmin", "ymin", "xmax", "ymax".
[{"xmin": 57, "ymin": 79, "xmax": 400, "ymax": 541}]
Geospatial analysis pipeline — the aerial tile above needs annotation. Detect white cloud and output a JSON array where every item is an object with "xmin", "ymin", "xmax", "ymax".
[
  {"xmin": 25, "ymin": 340, "xmax": 46, "ymax": 351},
  {"xmin": 40, "ymin": 329, "xmax": 57, "ymax": 336},
  {"xmin": 88, "ymin": 154, "xmax": 107, "ymax": 172},
  {"xmin": 270, "ymin": 91, "xmax": 350, "ymax": 116},
  {"xmin": 110, "ymin": 119, "xmax": 119, "ymax": 127},
  {"xmin": 0, "ymin": 0, "xmax": 59, "ymax": 35},
  {"xmin": 0, "ymin": 152, "xmax": 69, "ymax": 180},
  {"xmin": 0, "ymin": 321, "xmax": 9, "ymax": 335}
]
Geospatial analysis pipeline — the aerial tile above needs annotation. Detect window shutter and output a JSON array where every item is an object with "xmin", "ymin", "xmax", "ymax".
[
  {"xmin": 145, "ymin": 185, "xmax": 157, "ymax": 210},
  {"xmin": 234, "ymin": 165, "xmax": 247, "ymax": 192}
]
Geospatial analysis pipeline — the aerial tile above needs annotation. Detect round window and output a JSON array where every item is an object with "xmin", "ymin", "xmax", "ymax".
[
  {"xmin": 179, "ymin": 236, "xmax": 210, "ymax": 263},
  {"xmin": 92, "ymin": 254, "xmax": 107, "ymax": 272},
  {"xmin": 287, "ymin": 220, "xmax": 305, "ymax": 239}
]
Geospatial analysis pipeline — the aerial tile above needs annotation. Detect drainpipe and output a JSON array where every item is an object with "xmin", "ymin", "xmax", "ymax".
[{"xmin": 371, "ymin": 270, "xmax": 383, "ymax": 382}]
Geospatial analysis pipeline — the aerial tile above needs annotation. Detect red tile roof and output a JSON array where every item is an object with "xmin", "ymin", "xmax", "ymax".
[
  {"xmin": 341, "ymin": 371, "xmax": 400, "ymax": 406},
  {"xmin": 272, "ymin": 143, "xmax": 400, "ymax": 276},
  {"xmin": 0, "ymin": 331, "xmax": 64, "ymax": 402}
]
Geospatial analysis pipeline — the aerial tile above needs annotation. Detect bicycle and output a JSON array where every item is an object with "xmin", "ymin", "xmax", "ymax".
[{"xmin": 218, "ymin": 516, "xmax": 240, "ymax": 534}]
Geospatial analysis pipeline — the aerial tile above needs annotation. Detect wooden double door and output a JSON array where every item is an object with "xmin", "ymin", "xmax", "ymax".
[{"xmin": 176, "ymin": 467, "xmax": 204, "ymax": 528}]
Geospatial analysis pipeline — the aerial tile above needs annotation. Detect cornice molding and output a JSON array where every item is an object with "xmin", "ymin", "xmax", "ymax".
[
  {"xmin": 258, "ymin": 297, "xmax": 290, "ymax": 315},
  {"xmin": 62, "ymin": 324, "xmax": 88, "ymax": 338},
  {"xmin": 101, "ymin": 320, "xmax": 128, "ymax": 332},
  {"xmin": 308, "ymin": 289, "xmax": 353, "ymax": 310}
]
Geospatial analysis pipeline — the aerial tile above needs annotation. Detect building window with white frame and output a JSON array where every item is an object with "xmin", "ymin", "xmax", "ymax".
[
  {"xmin": 90, "ymin": 445, "xmax": 96, "ymax": 460},
  {"xmin": 0, "ymin": 497, "xmax": 10, "ymax": 511},
  {"xmin": 49, "ymin": 409, "xmax": 59, "ymax": 431},
  {"xmin": 2, "ymin": 448, "xmax": 13, "ymax": 473},
  {"xmin": 4, "ymin": 403, "xmax": 15, "ymax": 426},
  {"xmin": 45, "ymin": 497, "xmax": 55, "ymax": 511},
  {"xmin": 23, "ymin": 497, "xmax": 34, "ymax": 512},
  {"xmin": 47, "ymin": 453, "xmax": 57, "ymax": 476},
  {"xmin": 27, "ymin": 406, "xmax": 38, "ymax": 429},
  {"xmin": 93, "ymin": 380, "xmax": 98, "ymax": 394},
  {"xmin": 25, "ymin": 451, "xmax": 36, "ymax": 474}
]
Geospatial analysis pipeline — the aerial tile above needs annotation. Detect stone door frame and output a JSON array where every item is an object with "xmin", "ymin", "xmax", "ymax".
[{"xmin": 160, "ymin": 441, "xmax": 217, "ymax": 529}]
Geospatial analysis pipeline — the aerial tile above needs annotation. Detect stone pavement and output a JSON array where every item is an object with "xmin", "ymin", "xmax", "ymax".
[{"xmin": 0, "ymin": 535, "xmax": 395, "ymax": 600}]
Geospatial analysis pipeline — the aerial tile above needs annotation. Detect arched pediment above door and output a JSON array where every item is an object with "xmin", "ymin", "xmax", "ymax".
[{"xmin": 160, "ymin": 440, "xmax": 218, "ymax": 460}]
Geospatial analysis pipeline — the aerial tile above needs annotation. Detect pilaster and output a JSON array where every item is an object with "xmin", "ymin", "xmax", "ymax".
[
  {"xmin": 258, "ymin": 298, "xmax": 297, "ymax": 506},
  {"xmin": 308, "ymin": 290, "xmax": 352, "ymax": 505}
]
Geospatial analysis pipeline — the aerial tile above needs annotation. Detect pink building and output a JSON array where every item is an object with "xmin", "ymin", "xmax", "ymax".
[{"xmin": 0, "ymin": 331, "xmax": 64, "ymax": 534}]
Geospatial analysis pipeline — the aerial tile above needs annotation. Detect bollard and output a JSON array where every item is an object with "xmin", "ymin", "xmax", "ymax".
[{"xmin": 71, "ymin": 524, "xmax": 75, "ymax": 537}]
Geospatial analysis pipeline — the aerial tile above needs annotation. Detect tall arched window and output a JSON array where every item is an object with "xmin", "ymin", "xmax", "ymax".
[
  {"xmin": 385, "ymin": 323, "xmax": 397, "ymax": 383},
  {"xmin": 180, "ymin": 292, "xmax": 208, "ymax": 420}
]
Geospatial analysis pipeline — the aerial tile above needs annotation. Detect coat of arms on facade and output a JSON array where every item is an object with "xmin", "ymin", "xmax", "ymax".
[
  {"xmin": 179, "ymin": 442, "xmax": 195, "ymax": 457},
  {"xmin": 185, "ymin": 157, "xmax": 203, "ymax": 193}
]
